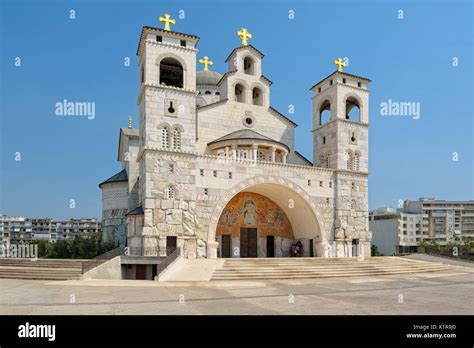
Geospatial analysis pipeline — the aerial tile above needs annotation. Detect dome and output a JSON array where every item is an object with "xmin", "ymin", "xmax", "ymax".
[{"xmin": 196, "ymin": 70, "xmax": 222, "ymax": 86}]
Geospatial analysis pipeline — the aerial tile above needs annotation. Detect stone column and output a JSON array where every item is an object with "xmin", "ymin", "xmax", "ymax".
[
  {"xmin": 225, "ymin": 146, "xmax": 229, "ymax": 159},
  {"xmin": 271, "ymin": 146, "xmax": 276, "ymax": 162},
  {"xmin": 282, "ymin": 150, "xmax": 288, "ymax": 164},
  {"xmin": 207, "ymin": 240, "xmax": 218, "ymax": 259},
  {"xmin": 252, "ymin": 144, "xmax": 258, "ymax": 162},
  {"xmin": 231, "ymin": 144, "xmax": 237, "ymax": 161}
]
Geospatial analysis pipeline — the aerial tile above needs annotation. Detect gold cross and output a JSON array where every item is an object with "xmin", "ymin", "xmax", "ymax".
[
  {"xmin": 159, "ymin": 13, "xmax": 175, "ymax": 31},
  {"xmin": 333, "ymin": 57, "xmax": 346, "ymax": 72},
  {"xmin": 237, "ymin": 28, "xmax": 252, "ymax": 46},
  {"xmin": 198, "ymin": 56, "xmax": 214, "ymax": 71}
]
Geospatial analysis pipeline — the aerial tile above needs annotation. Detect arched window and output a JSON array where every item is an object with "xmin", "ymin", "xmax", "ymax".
[
  {"xmin": 215, "ymin": 91, "xmax": 220, "ymax": 96},
  {"xmin": 252, "ymin": 87, "xmax": 264, "ymax": 106},
  {"xmin": 172, "ymin": 128, "xmax": 181, "ymax": 150},
  {"xmin": 354, "ymin": 152, "xmax": 360, "ymax": 171},
  {"xmin": 257, "ymin": 150, "xmax": 266, "ymax": 161},
  {"xmin": 320, "ymin": 154, "xmax": 330, "ymax": 168},
  {"xmin": 235, "ymin": 84, "xmax": 245, "ymax": 103},
  {"xmin": 243, "ymin": 57, "xmax": 254, "ymax": 75},
  {"xmin": 159, "ymin": 58, "xmax": 183, "ymax": 88},
  {"xmin": 346, "ymin": 150, "xmax": 353, "ymax": 170},
  {"xmin": 161, "ymin": 126, "xmax": 169, "ymax": 149},
  {"xmin": 346, "ymin": 96, "xmax": 361, "ymax": 121},
  {"xmin": 166, "ymin": 185, "xmax": 175, "ymax": 199},
  {"xmin": 205, "ymin": 91, "xmax": 211, "ymax": 95},
  {"xmin": 319, "ymin": 100, "xmax": 331, "ymax": 125}
]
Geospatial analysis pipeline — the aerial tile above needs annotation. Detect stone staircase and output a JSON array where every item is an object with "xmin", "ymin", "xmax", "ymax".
[
  {"xmin": 0, "ymin": 258, "xmax": 89, "ymax": 280},
  {"xmin": 211, "ymin": 256, "xmax": 455, "ymax": 280}
]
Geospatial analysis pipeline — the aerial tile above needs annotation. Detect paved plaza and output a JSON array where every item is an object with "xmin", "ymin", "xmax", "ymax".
[{"xmin": 0, "ymin": 267, "xmax": 472, "ymax": 315}]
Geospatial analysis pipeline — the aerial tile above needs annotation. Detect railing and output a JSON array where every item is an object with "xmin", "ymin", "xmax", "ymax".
[
  {"xmin": 424, "ymin": 248, "xmax": 474, "ymax": 262},
  {"xmin": 125, "ymin": 247, "xmax": 160, "ymax": 257},
  {"xmin": 81, "ymin": 246, "xmax": 124, "ymax": 274},
  {"xmin": 157, "ymin": 247, "xmax": 181, "ymax": 277}
]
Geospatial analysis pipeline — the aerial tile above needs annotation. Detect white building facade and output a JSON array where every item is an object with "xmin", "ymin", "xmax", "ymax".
[{"xmin": 99, "ymin": 22, "xmax": 373, "ymax": 259}]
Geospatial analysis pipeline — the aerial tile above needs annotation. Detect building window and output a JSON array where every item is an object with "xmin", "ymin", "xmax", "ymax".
[
  {"xmin": 159, "ymin": 58, "xmax": 183, "ymax": 88},
  {"xmin": 358, "ymin": 82, "xmax": 361, "ymax": 88},
  {"xmin": 243, "ymin": 57, "xmax": 254, "ymax": 75},
  {"xmin": 180, "ymin": 40, "xmax": 186, "ymax": 47},
  {"xmin": 323, "ymin": 136, "xmax": 326, "ymax": 144},
  {"xmin": 343, "ymin": 78, "xmax": 346, "ymax": 84},
  {"xmin": 326, "ymin": 198, "xmax": 330, "ymax": 204},
  {"xmin": 166, "ymin": 185, "xmax": 175, "ymax": 199},
  {"xmin": 156, "ymin": 35, "xmax": 162, "ymax": 42},
  {"xmin": 140, "ymin": 65, "xmax": 145, "ymax": 84},
  {"xmin": 319, "ymin": 181, "xmax": 323, "ymax": 187},
  {"xmin": 235, "ymin": 84, "xmax": 245, "ymax": 103},
  {"xmin": 252, "ymin": 87, "xmax": 264, "ymax": 106},
  {"xmin": 330, "ymin": 80, "xmax": 333, "ymax": 86},
  {"xmin": 346, "ymin": 151, "xmax": 353, "ymax": 170},
  {"xmin": 329, "ymin": 181, "xmax": 332, "ymax": 188},
  {"xmin": 308, "ymin": 180, "xmax": 311, "ymax": 186},
  {"xmin": 215, "ymin": 91, "xmax": 220, "ymax": 95},
  {"xmin": 257, "ymin": 151, "xmax": 266, "ymax": 161},
  {"xmin": 351, "ymin": 182, "xmax": 356, "ymax": 190},
  {"xmin": 354, "ymin": 152, "xmax": 360, "ymax": 171},
  {"xmin": 200, "ymin": 169, "xmax": 204, "ymax": 176},
  {"xmin": 322, "ymin": 154, "xmax": 330, "ymax": 168},
  {"xmin": 318, "ymin": 87, "xmax": 321, "ymax": 93},
  {"xmin": 205, "ymin": 91, "xmax": 211, "ymax": 95},
  {"xmin": 213, "ymin": 170, "xmax": 217, "ymax": 177},
  {"xmin": 172, "ymin": 128, "xmax": 181, "ymax": 150},
  {"xmin": 161, "ymin": 126, "xmax": 170, "ymax": 149},
  {"xmin": 204, "ymin": 188, "xmax": 208, "ymax": 196},
  {"xmin": 169, "ymin": 163, "xmax": 174, "ymax": 173},
  {"xmin": 228, "ymin": 172, "xmax": 232, "ymax": 179}
]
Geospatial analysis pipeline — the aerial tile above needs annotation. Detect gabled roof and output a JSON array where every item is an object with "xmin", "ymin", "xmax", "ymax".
[
  {"xmin": 295, "ymin": 151, "xmax": 313, "ymax": 165},
  {"xmin": 208, "ymin": 129, "xmax": 290, "ymax": 151},
  {"xmin": 98, "ymin": 169, "xmax": 128, "ymax": 188},
  {"xmin": 224, "ymin": 45, "xmax": 265, "ymax": 63},
  {"xmin": 126, "ymin": 206, "xmax": 144, "ymax": 216},
  {"xmin": 268, "ymin": 107, "xmax": 298, "ymax": 127}
]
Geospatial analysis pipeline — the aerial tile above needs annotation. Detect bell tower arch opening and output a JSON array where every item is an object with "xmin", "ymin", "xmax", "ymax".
[{"xmin": 159, "ymin": 57, "xmax": 184, "ymax": 88}]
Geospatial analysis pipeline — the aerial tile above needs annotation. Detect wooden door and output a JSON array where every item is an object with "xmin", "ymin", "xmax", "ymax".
[
  {"xmin": 221, "ymin": 234, "xmax": 231, "ymax": 258},
  {"xmin": 136, "ymin": 264, "xmax": 147, "ymax": 280},
  {"xmin": 266, "ymin": 236, "xmax": 275, "ymax": 257},
  {"xmin": 240, "ymin": 228, "xmax": 257, "ymax": 258}
]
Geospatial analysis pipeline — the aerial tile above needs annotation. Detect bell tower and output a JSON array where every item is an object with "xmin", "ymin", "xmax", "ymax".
[
  {"xmin": 310, "ymin": 59, "xmax": 372, "ymax": 257},
  {"xmin": 136, "ymin": 14, "xmax": 199, "ymax": 153}
]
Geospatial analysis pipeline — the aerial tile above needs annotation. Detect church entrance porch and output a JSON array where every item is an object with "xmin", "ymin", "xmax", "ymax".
[{"xmin": 216, "ymin": 192, "xmax": 299, "ymax": 258}]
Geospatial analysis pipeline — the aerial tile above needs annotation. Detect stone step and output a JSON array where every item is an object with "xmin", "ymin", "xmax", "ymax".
[
  {"xmin": 211, "ymin": 257, "xmax": 456, "ymax": 280},
  {"xmin": 0, "ymin": 259, "xmax": 86, "ymax": 280}
]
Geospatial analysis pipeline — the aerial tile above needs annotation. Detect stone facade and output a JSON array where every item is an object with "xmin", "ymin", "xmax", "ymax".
[{"xmin": 99, "ymin": 25, "xmax": 372, "ymax": 259}]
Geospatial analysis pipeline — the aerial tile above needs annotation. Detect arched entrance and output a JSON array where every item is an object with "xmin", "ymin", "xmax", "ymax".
[{"xmin": 207, "ymin": 177, "xmax": 326, "ymax": 258}]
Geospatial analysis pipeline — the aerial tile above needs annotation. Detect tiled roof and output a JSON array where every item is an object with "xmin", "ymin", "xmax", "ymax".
[
  {"xmin": 208, "ymin": 129, "xmax": 289, "ymax": 151},
  {"xmin": 98, "ymin": 169, "xmax": 128, "ymax": 188},
  {"xmin": 126, "ymin": 206, "xmax": 144, "ymax": 216}
]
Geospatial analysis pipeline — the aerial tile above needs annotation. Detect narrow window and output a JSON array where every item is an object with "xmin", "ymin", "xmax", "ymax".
[
  {"xmin": 172, "ymin": 128, "xmax": 181, "ymax": 150},
  {"xmin": 343, "ymin": 78, "xmax": 346, "ymax": 84},
  {"xmin": 330, "ymin": 80, "xmax": 333, "ymax": 86},
  {"xmin": 308, "ymin": 180, "xmax": 311, "ymax": 186},
  {"xmin": 319, "ymin": 181, "xmax": 323, "ymax": 187},
  {"xmin": 354, "ymin": 152, "xmax": 360, "ymax": 171},
  {"xmin": 213, "ymin": 170, "xmax": 217, "ymax": 177},
  {"xmin": 156, "ymin": 35, "xmax": 162, "ymax": 42},
  {"xmin": 161, "ymin": 126, "xmax": 170, "ymax": 149},
  {"xmin": 358, "ymin": 82, "xmax": 362, "ymax": 88},
  {"xmin": 166, "ymin": 185, "xmax": 175, "ymax": 199},
  {"xmin": 205, "ymin": 91, "xmax": 211, "ymax": 95},
  {"xmin": 329, "ymin": 181, "xmax": 332, "ymax": 188},
  {"xmin": 169, "ymin": 163, "xmax": 174, "ymax": 173},
  {"xmin": 204, "ymin": 188, "xmax": 208, "ymax": 195},
  {"xmin": 200, "ymin": 169, "xmax": 204, "ymax": 176},
  {"xmin": 326, "ymin": 198, "xmax": 330, "ymax": 204},
  {"xmin": 351, "ymin": 182, "xmax": 355, "ymax": 190},
  {"xmin": 228, "ymin": 172, "xmax": 232, "ymax": 179},
  {"xmin": 323, "ymin": 136, "xmax": 326, "ymax": 144},
  {"xmin": 318, "ymin": 87, "xmax": 321, "ymax": 93},
  {"xmin": 346, "ymin": 151, "xmax": 353, "ymax": 170}
]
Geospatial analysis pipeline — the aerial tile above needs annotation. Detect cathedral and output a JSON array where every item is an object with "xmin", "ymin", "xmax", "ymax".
[{"xmin": 99, "ymin": 15, "xmax": 372, "ymax": 260}]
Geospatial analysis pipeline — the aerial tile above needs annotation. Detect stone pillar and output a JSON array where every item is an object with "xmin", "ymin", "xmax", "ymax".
[
  {"xmin": 336, "ymin": 240, "xmax": 345, "ymax": 257},
  {"xmin": 252, "ymin": 144, "xmax": 258, "ymax": 162},
  {"xmin": 158, "ymin": 236, "xmax": 167, "ymax": 257},
  {"xmin": 282, "ymin": 150, "xmax": 288, "ymax": 164},
  {"xmin": 271, "ymin": 146, "xmax": 276, "ymax": 162},
  {"xmin": 207, "ymin": 240, "xmax": 218, "ymax": 258},
  {"xmin": 225, "ymin": 146, "xmax": 229, "ymax": 159},
  {"xmin": 231, "ymin": 145, "xmax": 237, "ymax": 161}
]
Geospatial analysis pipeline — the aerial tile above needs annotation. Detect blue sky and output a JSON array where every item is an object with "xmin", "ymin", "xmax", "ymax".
[{"xmin": 1, "ymin": 0, "xmax": 472, "ymax": 219}]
